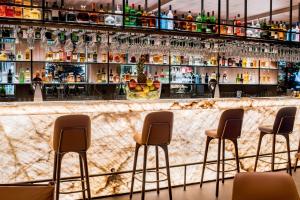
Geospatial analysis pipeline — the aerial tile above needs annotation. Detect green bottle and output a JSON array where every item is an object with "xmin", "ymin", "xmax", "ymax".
[
  {"xmin": 19, "ymin": 68, "xmax": 25, "ymax": 84},
  {"xmin": 0, "ymin": 86, "xmax": 6, "ymax": 97},
  {"xmin": 136, "ymin": 5, "xmax": 142, "ymax": 27},
  {"xmin": 206, "ymin": 12, "xmax": 211, "ymax": 33},
  {"xmin": 201, "ymin": 10, "xmax": 207, "ymax": 33},
  {"xmin": 125, "ymin": 0, "xmax": 130, "ymax": 26},
  {"xmin": 196, "ymin": 13, "xmax": 202, "ymax": 32},
  {"xmin": 210, "ymin": 10, "xmax": 216, "ymax": 33},
  {"xmin": 129, "ymin": 3, "xmax": 136, "ymax": 26}
]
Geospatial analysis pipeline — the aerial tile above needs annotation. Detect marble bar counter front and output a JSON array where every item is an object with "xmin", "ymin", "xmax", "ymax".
[{"xmin": 1, "ymin": 97, "xmax": 300, "ymax": 199}]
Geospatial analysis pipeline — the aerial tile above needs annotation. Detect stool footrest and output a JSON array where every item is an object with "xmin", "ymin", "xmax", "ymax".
[
  {"xmin": 205, "ymin": 162, "xmax": 237, "ymax": 173},
  {"xmin": 258, "ymin": 155, "xmax": 289, "ymax": 165},
  {"xmin": 59, "ymin": 179, "xmax": 85, "ymax": 183},
  {"xmin": 134, "ymin": 170, "xmax": 168, "ymax": 183},
  {"xmin": 59, "ymin": 189, "xmax": 87, "ymax": 195}
]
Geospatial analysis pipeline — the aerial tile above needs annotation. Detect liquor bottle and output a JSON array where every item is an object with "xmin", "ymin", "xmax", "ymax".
[
  {"xmin": 51, "ymin": 1, "xmax": 59, "ymax": 21},
  {"xmin": 109, "ymin": 69, "xmax": 114, "ymax": 83},
  {"xmin": 14, "ymin": 0, "xmax": 23, "ymax": 18},
  {"xmin": 89, "ymin": 3, "xmax": 99, "ymax": 24},
  {"xmin": 59, "ymin": 1, "xmax": 66, "ymax": 22},
  {"xmin": 19, "ymin": 68, "xmax": 25, "ymax": 83},
  {"xmin": 25, "ymin": 68, "xmax": 30, "ymax": 83},
  {"xmin": 98, "ymin": 4, "xmax": 105, "ymax": 24},
  {"xmin": 278, "ymin": 21, "xmax": 285, "ymax": 40},
  {"xmin": 141, "ymin": 9, "xmax": 148, "ymax": 27},
  {"xmin": 205, "ymin": 73, "xmax": 209, "ymax": 84},
  {"xmin": 5, "ymin": 3, "xmax": 14, "ymax": 18},
  {"xmin": 206, "ymin": 12, "xmax": 211, "ymax": 33},
  {"xmin": 210, "ymin": 11, "xmax": 216, "ymax": 33},
  {"xmin": 270, "ymin": 21, "xmax": 277, "ymax": 39},
  {"xmin": 115, "ymin": 4, "xmax": 123, "ymax": 26},
  {"xmin": 104, "ymin": 3, "xmax": 115, "ymax": 25},
  {"xmin": 201, "ymin": 11, "xmax": 207, "ymax": 33},
  {"xmin": 7, "ymin": 69, "xmax": 12, "ymax": 83},
  {"xmin": 96, "ymin": 70, "xmax": 102, "ymax": 82},
  {"xmin": 173, "ymin": 10, "xmax": 179, "ymax": 30},
  {"xmin": 242, "ymin": 57, "xmax": 247, "ymax": 68},
  {"xmin": 222, "ymin": 71, "xmax": 227, "ymax": 83},
  {"xmin": 0, "ymin": 86, "xmax": 6, "ymax": 97},
  {"xmin": 160, "ymin": 12, "xmax": 167, "ymax": 29},
  {"xmin": 129, "ymin": 3, "xmax": 136, "ymax": 26},
  {"xmin": 25, "ymin": 49, "xmax": 30, "ymax": 61},
  {"xmin": 77, "ymin": 5, "xmax": 89, "ymax": 22},
  {"xmin": 236, "ymin": 74, "xmax": 240, "ymax": 84},
  {"xmin": 101, "ymin": 68, "xmax": 106, "ymax": 83},
  {"xmin": 0, "ymin": 4, "xmax": 6, "ymax": 17},
  {"xmin": 148, "ymin": 11, "xmax": 156, "ymax": 28},
  {"xmin": 179, "ymin": 14, "xmax": 186, "ymax": 30},
  {"xmin": 93, "ymin": 52, "xmax": 97, "ymax": 63},
  {"xmin": 124, "ymin": 0, "xmax": 130, "ymax": 26},
  {"xmin": 44, "ymin": 2, "xmax": 52, "ymax": 21},
  {"xmin": 66, "ymin": 7, "xmax": 76, "ymax": 22},
  {"xmin": 295, "ymin": 23, "xmax": 300, "ymax": 42},
  {"xmin": 136, "ymin": 5, "xmax": 142, "ymax": 27},
  {"xmin": 167, "ymin": 5, "xmax": 174, "ymax": 30},
  {"xmin": 196, "ymin": 12, "xmax": 202, "ymax": 32},
  {"xmin": 186, "ymin": 11, "xmax": 193, "ymax": 31},
  {"xmin": 234, "ymin": 14, "xmax": 242, "ymax": 36},
  {"xmin": 30, "ymin": 7, "xmax": 41, "ymax": 20}
]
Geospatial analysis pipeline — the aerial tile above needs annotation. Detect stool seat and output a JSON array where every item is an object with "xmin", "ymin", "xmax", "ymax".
[
  {"xmin": 258, "ymin": 125, "xmax": 273, "ymax": 134},
  {"xmin": 205, "ymin": 129, "xmax": 218, "ymax": 138},
  {"xmin": 133, "ymin": 133, "xmax": 143, "ymax": 145}
]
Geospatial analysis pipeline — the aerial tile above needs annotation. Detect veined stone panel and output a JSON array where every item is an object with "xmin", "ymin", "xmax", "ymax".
[{"xmin": 0, "ymin": 98, "xmax": 299, "ymax": 199}]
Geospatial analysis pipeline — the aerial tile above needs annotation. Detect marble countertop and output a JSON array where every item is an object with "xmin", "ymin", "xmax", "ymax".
[{"xmin": 0, "ymin": 97, "xmax": 298, "ymax": 116}]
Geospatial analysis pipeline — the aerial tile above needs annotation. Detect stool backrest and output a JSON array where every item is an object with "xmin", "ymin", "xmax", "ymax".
[
  {"xmin": 273, "ymin": 107, "xmax": 296, "ymax": 135},
  {"xmin": 0, "ymin": 184, "xmax": 54, "ymax": 200},
  {"xmin": 53, "ymin": 115, "xmax": 91, "ymax": 152},
  {"xmin": 232, "ymin": 172, "xmax": 300, "ymax": 200},
  {"xmin": 217, "ymin": 109, "xmax": 244, "ymax": 139},
  {"xmin": 141, "ymin": 111, "xmax": 174, "ymax": 145}
]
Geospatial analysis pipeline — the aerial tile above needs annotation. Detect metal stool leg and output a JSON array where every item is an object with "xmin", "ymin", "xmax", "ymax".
[
  {"xmin": 200, "ymin": 137, "xmax": 212, "ymax": 188},
  {"xmin": 294, "ymin": 140, "xmax": 300, "ymax": 172},
  {"xmin": 155, "ymin": 146, "xmax": 160, "ymax": 195},
  {"xmin": 271, "ymin": 134, "xmax": 276, "ymax": 172},
  {"xmin": 232, "ymin": 139, "xmax": 240, "ymax": 173},
  {"xmin": 55, "ymin": 153, "xmax": 63, "ymax": 200},
  {"xmin": 216, "ymin": 138, "xmax": 221, "ymax": 197},
  {"xmin": 79, "ymin": 155, "xmax": 86, "ymax": 200},
  {"xmin": 53, "ymin": 152, "xmax": 58, "ymax": 182},
  {"xmin": 161, "ymin": 145, "xmax": 172, "ymax": 200},
  {"xmin": 222, "ymin": 139, "xmax": 225, "ymax": 184},
  {"xmin": 254, "ymin": 133, "xmax": 264, "ymax": 172},
  {"xmin": 285, "ymin": 135, "xmax": 292, "ymax": 175},
  {"xmin": 130, "ymin": 144, "xmax": 140, "ymax": 199},
  {"xmin": 141, "ymin": 145, "xmax": 148, "ymax": 200},
  {"xmin": 81, "ymin": 152, "xmax": 91, "ymax": 200}
]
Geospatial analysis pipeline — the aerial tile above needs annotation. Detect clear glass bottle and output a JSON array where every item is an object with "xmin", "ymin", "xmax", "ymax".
[
  {"xmin": 167, "ymin": 5, "xmax": 174, "ymax": 30},
  {"xmin": 115, "ymin": 4, "xmax": 123, "ymax": 26}
]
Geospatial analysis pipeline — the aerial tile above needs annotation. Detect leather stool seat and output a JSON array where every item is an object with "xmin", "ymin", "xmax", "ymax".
[
  {"xmin": 258, "ymin": 125, "xmax": 273, "ymax": 134},
  {"xmin": 205, "ymin": 129, "xmax": 218, "ymax": 138},
  {"xmin": 232, "ymin": 172, "xmax": 300, "ymax": 200}
]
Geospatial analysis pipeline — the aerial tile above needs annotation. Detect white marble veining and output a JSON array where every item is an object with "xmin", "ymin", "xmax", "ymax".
[{"xmin": 0, "ymin": 97, "xmax": 300, "ymax": 199}]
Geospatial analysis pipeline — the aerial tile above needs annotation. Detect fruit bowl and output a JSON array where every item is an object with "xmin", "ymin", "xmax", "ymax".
[{"xmin": 126, "ymin": 79, "xmax": 161, "ymax": 100}]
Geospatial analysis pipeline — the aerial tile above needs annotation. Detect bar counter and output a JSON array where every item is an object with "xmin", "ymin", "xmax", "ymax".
[{"xmin": 1, "ymin": 97, "xmax": 300, "ymax": 198}]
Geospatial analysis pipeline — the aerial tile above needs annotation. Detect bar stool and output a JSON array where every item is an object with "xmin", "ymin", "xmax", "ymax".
[
  {"xmin": 129, "ymin": 111, "xmax": 174, "ymax": 200},
  {"xmin": 51, "ymin": 115, "xmax": 92, "ymax": 200},
  {"xmin": 200, "ymin": 109, "xmax": 244, "ymax": 197},
  {"xmin": 254, "ymin": 107, "xmax": 296, "ymax": 174}
]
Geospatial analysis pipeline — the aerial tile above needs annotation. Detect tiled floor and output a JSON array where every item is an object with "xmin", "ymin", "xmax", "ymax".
[{"xmin": 99, "ymin": 171, "xmax": 300, "ymax": 200}]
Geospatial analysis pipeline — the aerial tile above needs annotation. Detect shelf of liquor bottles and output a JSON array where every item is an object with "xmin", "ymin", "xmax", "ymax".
[{"xmin": 0, "ymin": 0, "xmax": 300, "ymax": 46}]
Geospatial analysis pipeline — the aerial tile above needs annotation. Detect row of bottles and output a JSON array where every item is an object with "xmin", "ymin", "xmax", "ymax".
[
  {"xmin": 247, "ymin": 19, "xmax": 300, "ymax": 42},
  {"xmin": 0, "ymin": 67, "xmax": 31, "ymax": 83},
  {"xmin": 0, "ymin": 0, "xmax": 41, "ymax": 19},
  {"xmin": 219, "ymin": 56, "xmax": 277, "ymax": 69}
]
